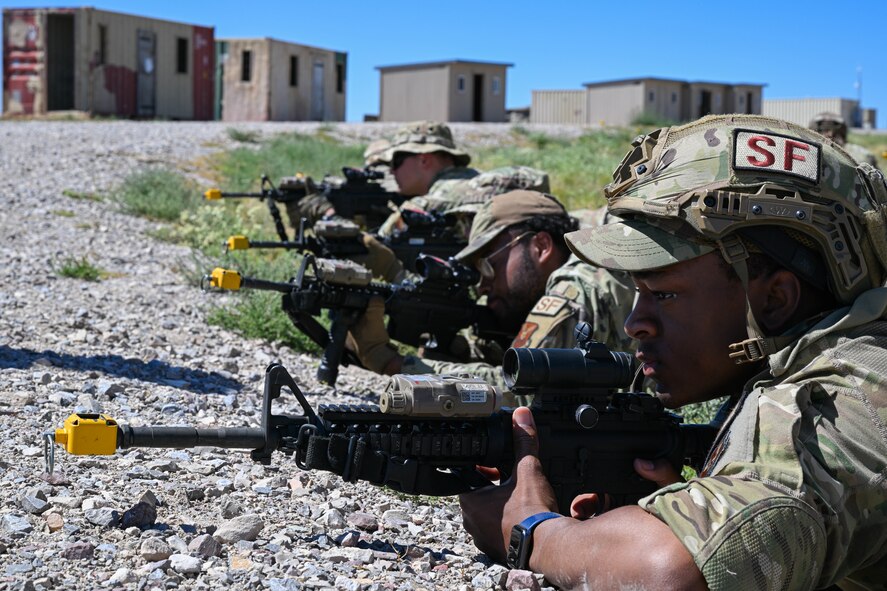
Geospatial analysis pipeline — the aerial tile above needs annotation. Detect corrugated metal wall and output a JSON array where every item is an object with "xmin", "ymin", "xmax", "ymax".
[
  {"xmin": 763, "ymin": 98, "xmax": 857, "ymax": 128},
  {"xmin": 530, "ymin": 90, "xmax": 586, "ymax": 124},
  {"xmin": 586, "ymin": 83, "xmax": 644, "ymax": 126},
  {"xmin": 380, "ymin": 67, "xmax": 449, "ymax": 122}
]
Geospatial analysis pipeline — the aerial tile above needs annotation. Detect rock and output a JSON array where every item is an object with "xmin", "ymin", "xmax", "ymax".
[
  {"xmin": 20, "ymin": 492, "xmax": 51, "ymax": 515},
  {"xmin": 119, "ymin": 501, "xmax": 156, "ymax": 528},
  {"xmin": 323, "ymin": 547, "xmax": 374, "ymax": 564},
  {"xmin": 85, "ymin": 507, "xmax": 120, "ymax": 528},
  {"xmin": 2, "ymin": 514, "xmax": 33, "ymax": 534},
  {"xmin": 346, "ymin": 511, "xmax": 378, "ymax": 532},
  {"xmin": 96, "ymin": 380, "xmax": 125, "ymax": 398},
  {"xmin": 505, "ymin": 569, "xmax": 542, "ymax": 590},
  {"xmin": 106, "ymin": 567, "xmax": 134, "ymax": 586},
  {"xmin": 213, "ymin": 514, "xmax": 264, "ymax": 544},
  {"xmin": 219, "ymin": 498, "xmax": 242, "ymax": 518},
  {"xmin": 382, "ymin": 509, "xmax": 411, "ymax": 526},
  {"xmin": 61, "ymin": 541, "xmax": 95, "ymax": 560},
  {"xmin": 44, "ymin": 512, "xmax": 64, "ymax": 532},
  {"xmin": 188, "ymin": 533, "xmax": 221, "ymax": 558},
  {"xmin": 169, "ymin": 553, "xmax": 202, "ymax": 574},
  {"xmin": 140, "ymin": 537, "xmax": 172, "ymax": 561},
  {"xmin": 138, "ymin": 490, "xmax": 159, "ymax": 507},
  {"xmin": 321, "ymin": 508, "xmax": 346, "ymax": 528}
]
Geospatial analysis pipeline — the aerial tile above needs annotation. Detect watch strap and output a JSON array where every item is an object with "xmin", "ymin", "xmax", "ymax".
[{"xmin": 506, "ymin": 511, "xmax": 562, "ymax": 570}]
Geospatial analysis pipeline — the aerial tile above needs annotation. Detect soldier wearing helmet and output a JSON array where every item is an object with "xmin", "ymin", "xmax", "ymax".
[
  {"xmin": 460, "ymin": 115, "xmax": 887, "ymax": 589},
  {"xmin": 809, "ymin": 111, "xmax": 880, "ymax": 169}
]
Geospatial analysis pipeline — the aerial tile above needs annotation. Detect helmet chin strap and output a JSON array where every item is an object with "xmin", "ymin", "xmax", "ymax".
[{"xmin": 718, "ymin": 236, "xmax": 793, "ymax": 364}]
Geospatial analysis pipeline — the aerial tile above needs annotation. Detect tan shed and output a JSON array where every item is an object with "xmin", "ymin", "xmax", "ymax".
[
  {"xmin": 377, "ymin": 60, "xmax": 512, "ymax": 122},
  {"xmin": 3, "ymin": 7, "xmax": 214, "ymax": 119},
  {"xmin": 216, "ymin": 38, "xmax": 346, "ymax": 121}
]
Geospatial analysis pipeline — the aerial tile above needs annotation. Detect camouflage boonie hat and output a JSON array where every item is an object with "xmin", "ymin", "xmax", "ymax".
[
  {"xmin": 809, "ymin": 112, "xmax": 848, "ymax": 143},
  {"xmin": 565, "ymin": 114, "xmax": 887, "ymax": 304},
  {"xmin": 363, "ymin": 139, "xmax": 391, "ymax": 167},
  {"xmin": 382, "ymin": 121, "xmax": 471, "ymax": 166},
  {"xmin": 447, "ymin": 166, "xmax": 551, "ymax": 217},
  {"xmin": 455, "ymin": 190, "xmax": 570, "ymax": 262}
]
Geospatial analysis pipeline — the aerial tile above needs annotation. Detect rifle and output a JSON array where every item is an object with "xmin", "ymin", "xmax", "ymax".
[
  {"xmin": 204, "ymin": 168, "xmax": 408, "ymax": 239},
  {"xmin": 203, "ymin": 254, "xmax": 511, "ymax": 385},
  {"xmin": 223, "ymin": 209, "xmax": 466, "ymax": 276},
  {"xmin": 44, "ymin": 328, "xmax": 717, "ymax": 515}
]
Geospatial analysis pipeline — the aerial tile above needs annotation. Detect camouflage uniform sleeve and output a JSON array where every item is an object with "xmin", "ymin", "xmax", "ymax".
[
  {"xmin": 284, "ymin": 193, "xmax": 335, "ymax": 229},
  {"xmin": 401, "ymin": 356, "xmax": 507, "ymax": 390}
]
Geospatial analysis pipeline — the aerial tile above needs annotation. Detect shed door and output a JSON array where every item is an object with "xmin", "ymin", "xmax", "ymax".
[
  {"xmin": 472, "ymin": 74, "xmax": 484, "ymax": 122},
  {"xmin": 137, "ymin": 29, "xmax": 156, "ymax": 117},
  {"xmin": 46, "ymin": 14, "xmax": 74, "ymax": 110},
  {"xmin": 311, "ymin": 61, "xmax": 325, "ymax": 120}
]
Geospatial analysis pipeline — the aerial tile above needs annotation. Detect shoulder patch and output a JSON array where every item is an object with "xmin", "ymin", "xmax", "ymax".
[
  {"xmin": 512, "ymin": 322, "xmax": 539, "ymax": 348},
  {"xmin": 530, "ymin": 295, "xmax": 569, "ymax": 317},
  {"xmin": 733, "ymin": 129, "xmax": 821, "ymax": 183}
]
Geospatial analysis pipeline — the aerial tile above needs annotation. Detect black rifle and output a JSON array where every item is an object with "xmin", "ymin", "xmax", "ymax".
[
  {"xmin": 224, "ymin": 209, "xmax": 467, "ymax": 276},
  {"xmin": 46, "ymin": 328, "xmax": 717, "ymax": 515},
  {"xmin": 205, "ymin": 168, "xmax": 407, "ymax": 240},
  {"xmin": 205, "ymin": 254, "xmax": 511, "ymax": 385}
]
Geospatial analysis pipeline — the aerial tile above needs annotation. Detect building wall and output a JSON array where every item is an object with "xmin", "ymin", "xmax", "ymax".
[
  {"xmin": 220, "ymin": 38, "xmax": 270, "ymax": 121},
  {"xmin": 379, "ymin": 66, "xmax": 449, "ymax": 122},
  {"xmin": 687, "ymin": 83, "xmax": 731, "ymax": 118},
  {"xmin": 530, "ymin": 90, "xmax": 586, "ymax": 124},
  {"xmin": 763, "ymin": 98, "xmax": 858, "ymax": 129},
  {"xmin": 585, "ymin": 82, "xmax": 644, "ymax": 126},
  {"xmin": 727, "ymin": 85, "xmax": 762, "ymax": 115},
  {"xmin": 640, "ymin": 80, "xmax": 685, "ymax": 122},
  {"xmin": 447, "ymin": 63, "xmax": 507, "ymax": 122}
]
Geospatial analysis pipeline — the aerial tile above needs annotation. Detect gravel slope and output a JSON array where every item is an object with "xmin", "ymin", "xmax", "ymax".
[{"xmin": 0, "ymin": 121, "xmax": 563, "ymax": 591}]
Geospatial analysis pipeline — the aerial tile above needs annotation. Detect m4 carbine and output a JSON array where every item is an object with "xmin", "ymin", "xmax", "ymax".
[
  {"xmin": 204, "ymin": 168, "xmax": 407, "ymax": 240},
  {"xmin": 223, "ymin": 209, "xmax": 466, "ymax": 276},
  {"xmin": 204, "ymin": 254, "xmax": 511, "ymax": 385},
  {"xmin": 45, "ymin": 331, "xmax": 717, "ymax": 515}
]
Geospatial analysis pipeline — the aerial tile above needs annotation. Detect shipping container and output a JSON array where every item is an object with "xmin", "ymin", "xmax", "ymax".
[
  {"xmin": 3, "ymin": 7, "xmax": 214, "ymax": 119},
  {"xmin": 377, "ymin": 60, "xmax": 511, "ymax": 123},
  {"xmin": 530, "ymin": 90, "xmax": 586, "ymax": 124},
  {"xmin": 763, "ymin": 98, "xmax": 860, "ymax": 129},
  {"xmin": 216, "ymin": 38, "xmax": 346, "ymax": 121}
]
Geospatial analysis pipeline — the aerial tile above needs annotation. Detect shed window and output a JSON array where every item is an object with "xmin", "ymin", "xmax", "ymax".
[
  {"xmin": 457, "ymin": 75, "xmax": 466, "ymax": 93},
  {"xmin": 671, "ymin": 92, "xmax": 677, "ymax": 103},
  {"xmin": 336, "ymin": 63, "xmax": 344, "ymax": 94},
  {"xmin": 649, "ymin": 91, "xmax": 655, "ymax": 102},
  {"xmin": 241, "ymin": 50, "xmax": 252, "ymax": 82},
  {"xmin": 492, "ymin": 76, "xmax": 500, "ymax": 95},
  {"xmin": 98, "ymin": 25, "xmax": 107, "ymax": 65},
  {"xmin": 290, "ymin": 55, "xmax": 298, "ymax": 86},
  {"xmin": 176, "ymin": 37, "xmax": 188, "ymax": 74},
  {"xmin": 739, "ymin": 95, "xmax": 745, "ymax": 105}
]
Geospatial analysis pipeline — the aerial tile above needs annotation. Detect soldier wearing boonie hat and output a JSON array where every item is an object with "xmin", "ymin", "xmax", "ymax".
[
  {"xmin": 346, "ymin": 189, "xmax": 636, "ymax": 397},
  {"xmin": 460, "ymin": 115, "xmax": 887, "ymax": 589},
  {"xmin": 808, "ymin": 111, "xmax": 880, "ymax": 170}
]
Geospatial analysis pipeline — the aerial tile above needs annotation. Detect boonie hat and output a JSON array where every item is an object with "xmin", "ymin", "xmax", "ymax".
[
  {"xmin": 456, "ymin": 190, "xmax": 570, "ymax": 262},
  {"xmin": 363, "ymin": 139, "xmax": 391, "ymax": 167},
  {"xmin": 382, "ymin": 121, "xmax": 471, "ymax": 167}
]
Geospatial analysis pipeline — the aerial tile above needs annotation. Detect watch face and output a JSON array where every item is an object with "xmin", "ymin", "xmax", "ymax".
[{"xmin": 507, "ymin": 525, "xmax": 527, "ymax": 569}]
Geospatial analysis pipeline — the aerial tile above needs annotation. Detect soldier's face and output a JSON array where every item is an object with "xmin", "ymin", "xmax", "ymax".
[
  {"xmin": 392, "ymin": 152, "xmax": 434, "ymax": 196},
  {"xmin": 625, "ymin": 253, "xmax": 758, "ymax": 409},
  {"xmin": 477, "ymin": 231, "xmax": 547, "ymax": 333}
]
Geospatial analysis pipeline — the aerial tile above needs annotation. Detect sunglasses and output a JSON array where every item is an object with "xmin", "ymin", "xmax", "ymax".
[
  {"xmin": 475, "ymin": 231, "xmax": 534, "ymax": 281},
  {"xmin": 390, "ymin": 152, "xmax": 414, "ymax": 171}
]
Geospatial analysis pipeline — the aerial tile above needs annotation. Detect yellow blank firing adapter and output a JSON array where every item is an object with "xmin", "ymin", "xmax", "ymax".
[
  {"xmin": 226, "ymin": 235, "xmax": 251, "ymax": 251},
  {"xmin": 54, "ymin": 413, "xmax": 119, "ymax": 455},
  {"xmin": 205, "ymin": 188, "xmax": 222, "ymax": 200},
  {"xmin": 209, "ymin": 268, "xmax": 242, "ymax": 290}
]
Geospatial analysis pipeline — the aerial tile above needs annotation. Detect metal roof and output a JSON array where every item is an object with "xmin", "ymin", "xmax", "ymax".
[
  {"xmin": 376, "ymin": 59, "xmax": 514, "ymax": 72},
  {"xmin": 582, "ymin": 77, "xmax": 766, "ymax": 88}
]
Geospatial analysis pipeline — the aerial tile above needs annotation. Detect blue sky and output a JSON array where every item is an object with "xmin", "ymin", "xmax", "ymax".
[{"xmin": 3, "ymin": 0, "xmax": 886, "ymax": 127}]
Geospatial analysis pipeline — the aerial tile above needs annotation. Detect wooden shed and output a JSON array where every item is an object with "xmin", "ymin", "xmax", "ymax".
[
  {"xmin": 377, "ymin": 60, "xmax": 512, "ymax": 122},
  {"xmin": 2, "ymin": 7, "xmax": 214, "ymax": 119},
  {"xmin": 216, "ymin": 38, "xmax": 346, "ymax": 121}
]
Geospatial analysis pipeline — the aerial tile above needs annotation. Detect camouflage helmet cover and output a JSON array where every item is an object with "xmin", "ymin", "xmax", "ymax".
[
  {"xmin": 381, "ymin": 121, "xmax": 471, "ymax": 167},
  {"xmin": 566, "ymin": 114, "xmax": 887, "ymax": 304}
]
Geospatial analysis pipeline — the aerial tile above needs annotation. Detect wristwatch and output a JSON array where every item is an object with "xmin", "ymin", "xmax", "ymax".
[{"xmin": 506, "ymin": 511, "xmax": 562, "ymax": 570}]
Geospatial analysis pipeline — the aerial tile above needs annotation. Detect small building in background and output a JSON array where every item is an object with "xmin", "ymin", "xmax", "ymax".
[
  {"xmin": 377, "ymin": 59, "xmax": 512, "ymax": 122},
  {"xmin": 531, "ymin": 77, "xmax": 764, "ymax": 126},
  {"xmin": 2, "ymin": 7, "xmax": 213, "ymax": 119},
  {"xmin": 215, "ymin": 38, "xmax": 346, "ymax": 121},
  {"xmin": 763, "ymin": 97, "xmax": 875, "ymax": 129}
]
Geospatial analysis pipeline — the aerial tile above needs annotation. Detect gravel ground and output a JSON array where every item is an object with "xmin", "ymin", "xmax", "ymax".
[{"xmin": 0, "ymin": 121, "xmax": 570, "ymax": 591}]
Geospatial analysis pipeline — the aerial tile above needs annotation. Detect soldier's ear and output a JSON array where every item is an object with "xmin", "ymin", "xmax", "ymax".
[
  {"xmin": 751, "ymin": 269, "xmax": 802, "ymax": 334},
  {"xmin": 531, "ymin": 231, "xmax": 557, "ymax": 264}
]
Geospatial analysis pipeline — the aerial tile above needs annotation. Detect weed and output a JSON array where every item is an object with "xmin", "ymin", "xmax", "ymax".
[
  {"xmin": 227, "ymin": 128, "xmax": 262, "ymax": 143},
  {"xmin": 52, "ymin": 209, "xmax": 75, "ymax": 217},
  {"xmin": 630, "ymin": 111, "xmax": 678, "ymax": 128},
  {"xmin": 55, "ymin": 256, "xmax": 104, "ymax": 281},
  {"xmin": 115, "ymin": 169, "xmax": 196, "ymax": 221},
  {"xmin": 62, "ymin": 189, "xmax": 102, "ymax": 202}
]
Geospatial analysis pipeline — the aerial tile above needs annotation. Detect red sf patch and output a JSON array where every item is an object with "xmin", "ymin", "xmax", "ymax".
[
  {"xmin": 733, "ymin": 129, "xmax": 821, "ymax": 184},
  {"xmin": 511, "ymin": 322, "xmax": 539, "ymax": 348}
]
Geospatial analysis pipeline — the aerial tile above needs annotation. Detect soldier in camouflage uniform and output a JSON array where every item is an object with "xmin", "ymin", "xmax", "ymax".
[
  {"xmin": 460, "ymin": 115, "xmax": 887, "ymax": 589},
  {"xmin": 346, "ymin": 190, "xmax": 636, "ymax": 395},
  {"xmin": 809, "ymin": 111, "xmax": 881, "ymax": 170}
]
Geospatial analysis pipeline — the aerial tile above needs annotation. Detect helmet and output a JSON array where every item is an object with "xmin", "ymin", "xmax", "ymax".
[
  {"xmin": 566, "ymin": 115, "xmax": 887, "ymax": 306},
  {"xmin": 809, "ymin": 112, "xmax": 848, "ymax": 145}
]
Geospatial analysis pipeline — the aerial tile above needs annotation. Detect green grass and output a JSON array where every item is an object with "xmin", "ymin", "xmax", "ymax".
[
  {"xmin": 62, "ymin": 189, "xmax": 103, "ymax": 202},
  {"xmin": 115, "ymin": 169, "xmax": 197, "ymax": 221},
  {"xmin": 226, "ymin": 127, "xmax": 261, "ymax": 143},
  {"xmin": 847, "ymin": 132, "xmax": 887, "ymax": 170},
  {"xmin": 55, "ymin": 256, "xmax": 104, "ymax": 281},
  {"xmin": 52, "ymin": 209, "xmax": 75, "ymax": 217},
  {"xmin": 630, "ymin": 111, "xmax": 679, "ymax": 128}
]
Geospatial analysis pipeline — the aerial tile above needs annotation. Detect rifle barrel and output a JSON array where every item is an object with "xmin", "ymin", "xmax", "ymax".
[{"xmin": 118, "ymin": 425, "xmax": 266, "ymax": 450}]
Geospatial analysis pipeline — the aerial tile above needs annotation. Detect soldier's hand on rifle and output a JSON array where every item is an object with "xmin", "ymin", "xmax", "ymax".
[
  {"xmin": 355, "ymin": 233, "xmax": 405, "ymax": 283},
  {"xmin": 346, "ymin": 296, "xmax": 404, "ymax": 375},
  {"xmin": 459, "ymin": 406, "xmax": 559, "ymax": 564}
]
